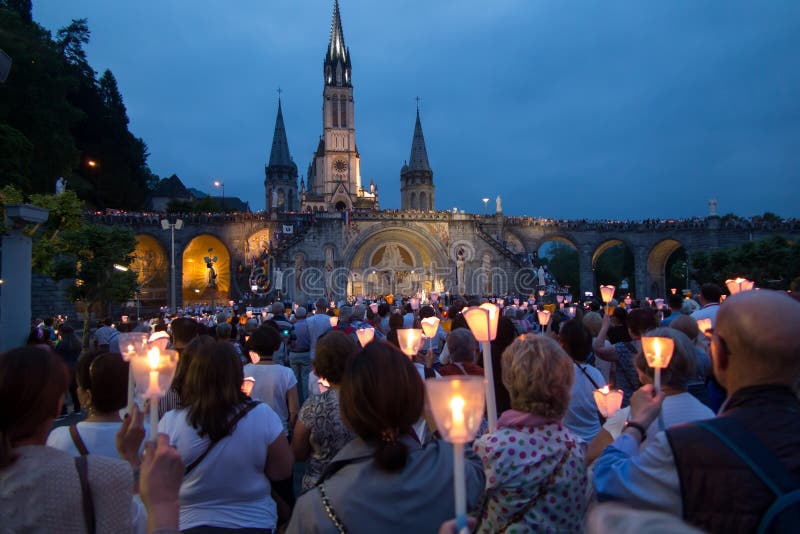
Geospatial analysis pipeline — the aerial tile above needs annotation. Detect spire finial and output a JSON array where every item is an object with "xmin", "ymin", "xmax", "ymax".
[
  {"xmin": 415, "ymin": 96, "xmax": 420, "ymax": 113},
  {"xmin": 278, "ymin": 87, "xmax": 283, "ymax": 101}
]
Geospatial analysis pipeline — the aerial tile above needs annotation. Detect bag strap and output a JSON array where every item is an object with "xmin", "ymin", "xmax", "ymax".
[
  {"xmin": 577, "ymin": 365, "xmax": 607, "ymax": 424},
  {"xmin": 185, "ymin": 401, "xmax": 260, "ymax": 475},
  {"xmin": 69, "ymin": 424, "xmax": 90, "ymax": 456},
  {"xmin": 74, "ymin": 455, "xmax": 96, "ymax": 534},
  {"xmin": 319, "ymin": 482, "xmax": 347, "ymax": 534},
  {"xmin": 695, "ymin": 419, "xmax": 800, "ymax": 495}
]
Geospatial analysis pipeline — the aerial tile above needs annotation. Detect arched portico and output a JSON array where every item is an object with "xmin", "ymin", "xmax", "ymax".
[
  {"xmin": 647, "ymin": 239, "xmax": 685, "ymax": 298},
  {"xmin": 182, "ymin": 234, "xmax": 231, "ymax": 305}
]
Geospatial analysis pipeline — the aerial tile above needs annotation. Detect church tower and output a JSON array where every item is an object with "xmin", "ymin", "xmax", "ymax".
[
  {"xmin": 400, "ymin": 105, "xmax": 434, "ymax": 211},
  {"xmin": 303, "ymin": 0, "xmax": 377, "ymax": 212},
  {"xmin": 265, "ymin": 98, "xmax": 298, "ymax": 212}
]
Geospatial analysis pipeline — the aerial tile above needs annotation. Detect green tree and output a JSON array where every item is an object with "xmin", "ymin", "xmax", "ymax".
[
  {"xmin": 56, "ymin": 224, "xmax": 138, "ymax": 347},
  {"xmin": 56, "ymin": 18, "xmax": 94, "ymax": 78},
  {"xmin": 690, "ymin": 236, "xmax": 800, "ymax": 291},
  {"xmin": 1, "ymin": 0, "xmax": 32, "ymax": 24},
  {"xmin": 595, "ymin": 243, "xmax": 635, "ymax": 294},
  {"xmin": 99, "ymin": 69, "xmax": 128, "ymax": 124},
  {"xmin": 540, "ymin": 242, "xmax": 579, "ymax": 299}
]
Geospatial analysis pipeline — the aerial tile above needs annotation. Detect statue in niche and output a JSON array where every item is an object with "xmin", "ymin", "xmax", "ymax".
[
  {"xmin": 274, "ymin": 268, "xmax": 284, "ymax": 294},
  {"xmin": 496, "ymin": 195, "xmax": 502, "ymax": 213},
  {"xmin": 204, "ymin": 249, "xmax": 218, "ymax": 288},
  {"xmin": 456, "ymin": 247, "xmax": 466, "ymax": 295},
  {"xmin": 538, "ymin": 266, "xmax": 546, "ymax": 287},
  {"xmin": 55, "ymin": 177, "xmax": 67, "ymax": 195}
]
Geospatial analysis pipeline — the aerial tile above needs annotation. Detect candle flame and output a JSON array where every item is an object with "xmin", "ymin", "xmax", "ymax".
[
  {"xmin": 600, "ymin": 385, "xmax": 609, "ymax": 394},
  {"xmin": 147, "ymin": 347, "xmax": 160, "ymax": 371},
  {"xmin": 450, "ymin": 395, "xmax": 465, "ymax": 427}
]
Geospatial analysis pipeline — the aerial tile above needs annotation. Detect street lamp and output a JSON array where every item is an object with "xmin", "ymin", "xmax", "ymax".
[
  {"xmin": 481, "ymin": 197, "xmax": 489, "ymax": 216},
  {"xmin": 161, "ymin": 218, "xmax": 184, "ymax": 312},
  {"xmin": 113, "ymin": 264, "xmax": 128, "ymax": 272},
  {"xmin": 214, "ymin": 180, "xmax": 225, "ymax": 212}
]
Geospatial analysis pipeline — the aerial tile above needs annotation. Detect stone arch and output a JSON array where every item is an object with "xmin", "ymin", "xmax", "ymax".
[
  {"xmin": 132, "ymin": 234, "xmax": 168, "ymax": 303},
  {"xmin": 419, "ymin": 191, "xmax": 428, "ymax": 212},
  {"xmin": 182, "ymin": 234, "xmax": 230, "ymax": 304},
  {"xmin": 535, "ymin": 236, "xmax": 579, "ymax": 298},
  {"xmin": 591, "ymin": 238, "xmax": 636, "ymax": 295},
  {"xmin": 345, "ymin": 225, "xmax": 449, "ymax": 296},
  {"xmin": 410, "ymin": 191, "xmax": 418, "ymax": 211},
  {"xmin": 647, "ymin": 238, "xmax": 686, "ymax": 298}
]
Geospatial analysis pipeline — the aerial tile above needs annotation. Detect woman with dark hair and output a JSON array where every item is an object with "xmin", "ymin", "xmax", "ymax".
[
  {"xmin": 47, "ymin": 352, "xmax": 131, "ymax": 458},
  {"xmin": 1, "ymin": 347, "xmax": 145, "ymax": 532},
  {"xmin": 292, "ymin": 330, "xmax": 356, "ymax": 490},
  {"xmin": 244, "ymin": 325, "xmax": 299, "ymax": 434},
  {"xmin": 385, "ymin": 311, "xmax": 405, "ymax": 347},
  {"xmin": 593, "ymin": 308, "xmax": 659, "ymax": 407},
  {"xmin": 287, "ymin": 341, "xmax": 485, "ymax": 533},
  {"xmin": 560, "ymin": 319, "xmax": 607, "ymax": 442},
  {"xmin": 158, "ymin": 334, "xmax": 216, "ymax": 418},
  {"xmin": 159, "ymin": 340, "xmax": 294, "ymax": 532}
]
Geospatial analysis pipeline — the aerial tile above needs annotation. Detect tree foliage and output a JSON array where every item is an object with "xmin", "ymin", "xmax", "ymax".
[
  {"xmin": 539, "ymin": 242, "xmax": 579, "ymax": 299},
  {"xmin": 690, "ymin": 236, "xmax": 800, "ymax": 291},
  {"xmin": 0, "ymin": 6, "xmax": 157, "ymax": 209},
  {"xmin": 595, "ymin": 243, "xmax": 635, "ymax": 292}
]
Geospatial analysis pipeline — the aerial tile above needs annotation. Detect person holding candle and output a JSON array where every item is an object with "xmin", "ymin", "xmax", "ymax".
[
  {"xmin": 560, "ymin": 319, "xmax": 608, "ymax": 443},
  {"xmin": 292, "ymin": 330, "xmax": 356, "ymax": 490},
  {"xmin": 593, "ymin": 290, "xmax": 800, "ymax": 533},
  {"xmin": 244, "ymin": 325, "xmax": 300, "ymax": 435},
  {"xmin": 287, "ymin": 341, "xmax": 485, "ymax": 533},
  {"xmin": 158, "ymin": 340, "xmax": 294, "ymax": 532},
  {"xmin": 438, "ymin": 329, "xmax": 483, "ymax": 377},
  {"xmin": 585, "ymin": 328, "xmax": 713, "ymax": 463},
  {"xmin": 472, "ymin": 334, "xmax": 588, "ymax": 532},
  {"xmin": 47, "ymin": 351, "xmax": 131, "ymax": 458},
  {"xmin": 592, "ymin": 308, "xmax": 659, "ymax": 407},
  {"xmin": 0, "ymin": 346, "xmax": 146, "ymax": 532}
]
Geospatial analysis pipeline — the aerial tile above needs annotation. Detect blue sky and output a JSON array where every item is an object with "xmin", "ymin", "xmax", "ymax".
[{"xmin": 34, "ymin": 0, "xmax": 800, "ymax": 218}]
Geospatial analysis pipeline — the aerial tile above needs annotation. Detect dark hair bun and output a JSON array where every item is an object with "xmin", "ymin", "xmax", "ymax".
[{"xmin": 374, "ymin": 439, "xmax": 409, "ymax": 472}]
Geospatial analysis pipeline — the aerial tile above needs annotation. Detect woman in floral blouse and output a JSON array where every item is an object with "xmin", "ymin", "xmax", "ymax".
[
  {"xmin": 473, "ymin": 335, "xmax": 588, "ymax": 533},
  {"xmin": 292, "ymin": 330, "xmax": 357, "ymax": 490}
]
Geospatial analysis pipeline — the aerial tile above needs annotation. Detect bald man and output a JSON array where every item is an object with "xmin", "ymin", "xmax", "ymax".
[{"xmin": 593, "ymin": 290, "xmax": 800, "ymax": 533}]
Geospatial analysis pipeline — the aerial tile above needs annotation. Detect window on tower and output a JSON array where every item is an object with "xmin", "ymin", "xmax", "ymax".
[
  {"xmin": 332, "ymin": 97, "xmax": 339, "ymax": 127},
  {"xmin": 340, "ymin": 98, "xmax": 347, "ymax": 128}
]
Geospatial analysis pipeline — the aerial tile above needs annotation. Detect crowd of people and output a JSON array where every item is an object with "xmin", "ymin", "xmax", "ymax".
[{"xmin": 3, "ymin": 285, "xmax": 799, "ymax": 533}]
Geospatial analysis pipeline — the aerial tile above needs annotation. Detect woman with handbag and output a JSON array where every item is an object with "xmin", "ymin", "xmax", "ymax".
[
  {"xmin": 472, "ymin": 334, "xmax": 588, "ymax": 533},
  {"xmin": 158, "ymin": 338, "xmax": 294, "ymax": 533}
]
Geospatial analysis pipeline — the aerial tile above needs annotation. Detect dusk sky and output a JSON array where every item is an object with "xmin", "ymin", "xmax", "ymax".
[{"xmin": 34, "ymin": 0, "xmax": 800, "ymax": 219}]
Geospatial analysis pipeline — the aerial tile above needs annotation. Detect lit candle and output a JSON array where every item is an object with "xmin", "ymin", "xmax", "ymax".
[
  {"xmin": 696, "ymin": 318, "xmax": 712, "ymax": 337},
  {"xmin": 537, "ymin": 310, "xmax": 551, "ymax": 336},
  {"xmin": 329, "ymin": 316, "xmax": 338, "ymax": 327},
  {"xmin": 641, "ymin": 336, "xmax": 675, "ymax": 394},
  {"xmin": 593, "ymin": 386, "xmax": 623, "ymax": 418},
  {"xmin": 462, "ymin": 303, "xmax": 499, "ymax": 432},
  {"xmin": 397, "ymin": 329, "xmax": 423, "ymax": 358},
  {"xmin": 356, "ymin": 327, "xmax": 375, "ymax": 347},
  {"xmin": 242, "ymin": 377, "xmax": 255, "ymax": 396}
]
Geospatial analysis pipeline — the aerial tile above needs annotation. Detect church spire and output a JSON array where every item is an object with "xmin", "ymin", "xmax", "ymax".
[
  {"xmin": 407, "ymin": 107, "xmax": 431, "ymax": 172},
  {"xmin": 268, "ymin": 97, "xmax": 294, "ymax": 168},
  {"xmin": 324, "ymin": 0, "xmax": 351, "ymax": 87}
]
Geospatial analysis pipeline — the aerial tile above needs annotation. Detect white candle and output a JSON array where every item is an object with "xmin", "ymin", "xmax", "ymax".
[
  {"xmin": 146, "ymin": 347, "xmax": 161, "ymax": 397},
  {"xmin": 481, "ymin": 341, "xmax": 498, "ymax": 432},
  {"xmin": 453, "ymin": 441, "xmax": 467, "ymax": 534},
  {"xmin": 149, "ymin": 398, "xmax": 158, "ymax": 442}
]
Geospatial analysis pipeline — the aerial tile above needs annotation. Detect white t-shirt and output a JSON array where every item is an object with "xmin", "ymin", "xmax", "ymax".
[
  {"xmin": 691, "ymin": 303, "xmax": 720, "ymax": 327},
  {"xmin": 563, "ymin": 363, "xmax": 606, "ymax": 443},
  {"xmin": 159, "ymin": 403, "xmax": 284, "ymax": 531},
  {"xmin": 47, "ymin": 421, "xmax": 122, "ymax": 458},
  {"xmin": 243, "ymin": 363, "xmax": 297, "ymax": 432},
  {"xmin": 603, "ymin": 391, "xmax": 715, "ymax": 450}
]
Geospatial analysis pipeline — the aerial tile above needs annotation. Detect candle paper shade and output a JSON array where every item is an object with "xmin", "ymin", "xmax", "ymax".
[
  {"xmin": 725, "ymin": 278, "xmax": 755, "ymax": 294},
  {"xmin": 462, "ymin": 303, "xmax": 500, "ymax": 342},
  {"xmin": 425, "ymin": 376, "xmax": 485, "ymax": 444},
  {"xmin": 356, "ymin": 327, "xmax": 375, "ymax": 347},
  {"xmin": 369, "ymin": 303, "xmax": 379, "ymax": 314},
  {"xmin": 641, "ymin": 336, "xmax": 675, "ymax": 369},
  {"xmin": 537, "ymin": 310, "xmax": 551, "ymax": 327},
  {"xmin": 397, "ymin": 329, "xmax": 424, "ymax": 357},
  {"xmin": 421, "ymin": 317, "xmax": 440, "ymax": 339},
  {"xmin": 565, "ymin": 294, "xmax": 573, "ymax": 304},
  {"xmin": 329, "ymin": 316, "xmax": 339, "ymax": 327},
  {"xmin": 599, "ymin": 285, "xmax": 616, "ymax": 304},
  {"xmin": 556, "ymin": 295, "xmax": 564, "ymax": 303},
  {"xmin": 148, "ymin": 331, "xmax": 170, "ymax": 352},
  {"xmin": 593, "ymin": 386, "xmax": 623, "ymax": 418},
  {"xmin": 130, "ymin": 347, "xmax": 179, "ymax": 399},
  {"xmin": 118, "ymin": 332, "xmax": 149, "ymax": 362},
  {"xmin": 242, "ymin": 377, "xmax": 255, "ymax": 396},
  {"xmin": 696, "ymin": 318, "xmax": 713, "ymax": 336}
]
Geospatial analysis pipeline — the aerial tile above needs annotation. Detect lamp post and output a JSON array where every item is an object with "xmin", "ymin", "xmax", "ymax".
[
  {"xmin": 214, "ymin": 180, "xmax": 225, "ymax": 212},
  {"xmin": 161, "ymin": 218, "xmax": 183, "ymax": 312},
  {"xmin": 481, "ymin": 197, "xmax": 489, "ymax": 216}
]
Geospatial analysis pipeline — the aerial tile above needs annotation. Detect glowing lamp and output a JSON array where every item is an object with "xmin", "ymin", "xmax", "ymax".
[
  {"xmin": 537, "ymin": 310, "xmax": 551, "ymax": 335},
  {"xmin": 497, "ymin": 298, "xmax": 504, "ymax": 307},
  {"xmin": 410, "ymin": 297, "xmax": 420, "ymax": 311},
  {"xmin": 566, "ymin": 305, "xmax": 577, "ymax": 318},
  {"xmin": 565, "ymin": 294, "xmax": 573, "ymax": 304},
  {"xmin": 242, "ymin": 377, "xmax": 255, "ymax": 396},
  {"xmin": 149, "ymin": 331, "xmax": 170, "ymax": 352},
  {"xmin": 425, "ymin": 376, "xmax": 486, "ymax": 534},
  {"xmin": 556, "ymin": 295, "xmax": 564, "ymax": 303},
  {"xmin": 421, "ymin": 316, "xmax": 440, "ymax": 339},
  {"xmin": 369, "ymin": 302, "xmax": 379, "ymax": 314},
  {"xmin": 130, "ymin": 347, "xmax": 178, "ymax": 441},
  {"xmin": 641, "ymin": 336, "xmax": 675, "ymax": 393},
  {"xmin": 696, "ymin": 318, "xmax": 713, "ymax": 337},
  {"xmin": 462, "ymin": 303, "xmax": 499, "ymax": 343},
  {"xmin": 461, "ymin": 302, "xmax": 500, "ymax": 431},
  {"xmin": 593, "ymin": 386, "xmax": 624, "ymax": 418},
  {"xmin": 356, "ymin": 327, "xmax": 375, "ymax": 347},
  {"xmin": 654, "ymin": 298, "xmax": 665, "ymax": 310},
  {"xmin": 329, "ymin": 316, "xmax": 339, "ymax": 327},
  {"xmin": 725, "ymin": 277, "xmax": 755, "ymax": 294},
  {"xmin": 118, "ymin": 332, "xmax": 149, "ymax": 414},
  {"xmin": 397, "ymin": 329, "xmax": 424, "ymax": 358},
  {"xmin": 671, "ymin": 288, "xmax": 677, "ymax": 295},
  {"xmin": 599, "ymin": 285, "xmax": 616, "ymax": 304}
]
